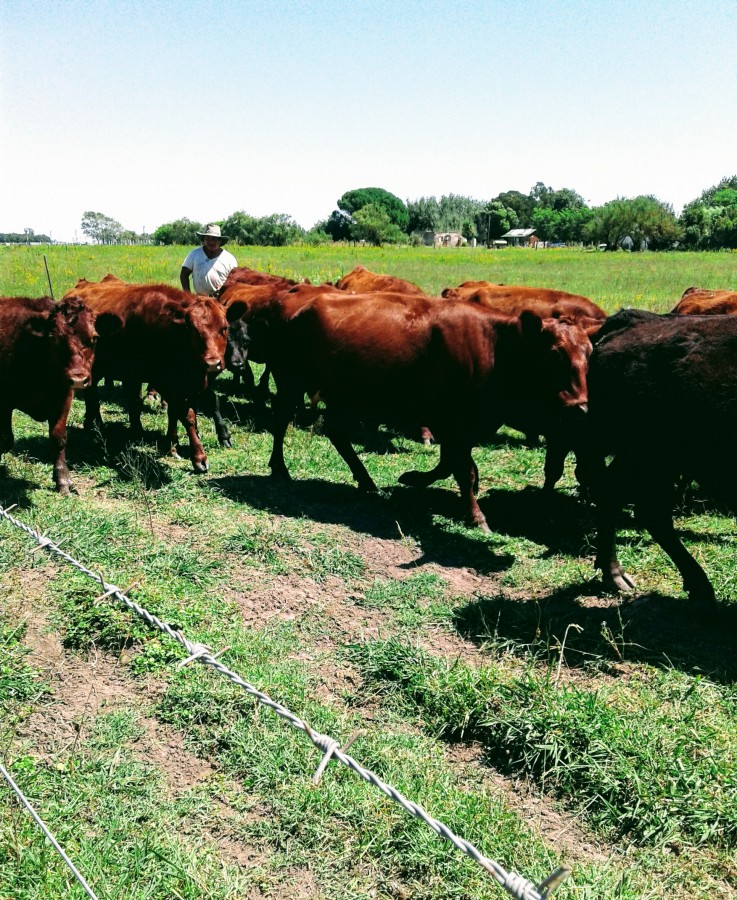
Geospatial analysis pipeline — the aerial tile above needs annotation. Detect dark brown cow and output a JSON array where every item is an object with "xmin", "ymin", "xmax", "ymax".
[
  {"xmin": 0, "ymin": 296, "xmax": 119, "ymax": 493},
  {"xmin": 335, "ymin": 265, "xmax": 426, "ymax": 295},
  {"xmin": 62, "ymin": 281, "xmax": 245, "ymax": 472},
  {"xmin": 266, "ymin": 290, "xmax": 590, "ymax": 530},
  {"xmin": 581, "ymin": 309, "xmax": 737, "ymax": 603},
  {"xmin": 671, "ymin": 287, "xmax": 737, "ymax": 315}
]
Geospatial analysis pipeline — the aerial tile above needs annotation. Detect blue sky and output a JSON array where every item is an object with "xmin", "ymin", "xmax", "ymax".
[{"xmin": 2, "ymin": 0, "xmax": 736, "ymax": 241}]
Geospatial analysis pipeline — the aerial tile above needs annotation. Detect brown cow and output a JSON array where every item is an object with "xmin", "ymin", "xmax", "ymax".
[
  {"xmin": 0, "ymin": 295, "xmax": 120, "ymax": 493},
  {"xmin": 266, "ymin": 290, "xmax": 590, "ymax": 531},
  {"xmin": 62, "ymin": 281, "xmax": 246, "ymax": 472},
  {"xmin": 671, "ymin": 287, "xmax": 737, "ymax": 315},
  {"xmin": 442, "ymin": 281, "xmax": 606, "ymax": 326},
  {"xmin": 335, "ymin": 265, "xmax": 426, "ymax": 295},
  {"xmin": 441, "ymin": 282, "xmax": 604, "ymax": 487},
  {"xmin": 68, "ymin": 277, "xmax": 251, "ymax": 449}
]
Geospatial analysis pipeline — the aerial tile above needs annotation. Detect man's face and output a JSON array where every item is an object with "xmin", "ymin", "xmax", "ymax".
[{"xmin": 203, "ymin": 236, "xmax": 222, "ymax": 257}]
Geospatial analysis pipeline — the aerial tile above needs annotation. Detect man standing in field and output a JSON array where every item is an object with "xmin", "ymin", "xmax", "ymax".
[{"xmin": 180, "ymin": 223, "xmax": 237, "ymax": 296}]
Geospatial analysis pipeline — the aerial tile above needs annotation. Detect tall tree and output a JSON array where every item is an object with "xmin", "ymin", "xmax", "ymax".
[
  {"xmin": 81, "ymin": 211, "xmax": 124, "ymax": 244},
  {"xmin": 406, "ymin": 196, "xmax": 441, "ymax": 233},
  {"xmin": 337, "ymin": 187, "xmax": 409, "ymax": 232}
]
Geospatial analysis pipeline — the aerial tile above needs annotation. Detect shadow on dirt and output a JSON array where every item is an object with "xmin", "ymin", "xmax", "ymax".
[{"xmin": 211, "ymin": 473, "xmax": 515, "ymax": 577}]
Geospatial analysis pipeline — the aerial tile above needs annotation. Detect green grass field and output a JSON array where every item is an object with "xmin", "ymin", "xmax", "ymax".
[{"xmin": 1, "ymin": 245, "xmax": 736, "ymax": 899}]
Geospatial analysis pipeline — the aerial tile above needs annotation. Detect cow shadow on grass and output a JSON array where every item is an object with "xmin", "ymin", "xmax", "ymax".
[
  {"xmin": 210, "ymin": 473, "xmax": 515, "ymax": 576},
  {"xmin": 453, "ymin": 583, "xmax": 737, "ymax": 683},
  {"xmin": 477, "ymin": 485, "xmax": 593, "ymax": 556},
  {"xmin": 13, "ymin": 425, "xmax": 173, "ymax": 491},
  {"xmin": 0, "ymin": 468, "xmax": 37, "ymax": 509}
]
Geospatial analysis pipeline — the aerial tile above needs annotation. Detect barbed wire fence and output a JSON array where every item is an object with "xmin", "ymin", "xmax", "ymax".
[{"xmin": 0, "ymin": 503, "xmax": 571, "ymax": 900}]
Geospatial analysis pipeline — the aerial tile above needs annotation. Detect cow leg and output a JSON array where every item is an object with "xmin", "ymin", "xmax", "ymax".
[
  {"xmin": 199, "ymin": 380, "xmax": 232, "ymax": 448},
  {"xmin": 636, "ymin": 483, "xmax": 716, "ymax": 603},
  {"xmin": 593, "ymin": 456, "xmax": 637, "ymax": 593},
  {"xmin": 256, "ymin": 366, "xmax": 271, "ymax": 403},
  {"xmin": 268, "ymin": 377, "xmax": 305, "ymax": 480},
  {"xmin": 238, "ymin": 362, "xmax": 255, "ymax": 398},
  {"xmin": 399, "ymin": 441, "xmax": 455, "ymax": 488},
  {"xmin": 0, "ymin": 405, "xmax": 14, "ymax": 457},
  {"xmin": 322, "ymin": 410, "xmax": 378, "ymax": 493},
  {"xmin": 542, "ymin": 430, "xmax": 569, "ymax": 493},
  {"xmin": 123, "ymin": 380, "xmax": 145, "ymax": 440},
  {"xmin": 83, "ymin": 381, "xmax": 104, "ymax": 434},
  {"xmin": 168, "ymin": 399, "xmax": 208, "ymax": 473},
  {"xmin": 451, "ymin": 448, "xmax": 489, "ymax": 531},
  {"xmin": 49, "ymin": 392, "xmax": 75, "ymax": 495}
]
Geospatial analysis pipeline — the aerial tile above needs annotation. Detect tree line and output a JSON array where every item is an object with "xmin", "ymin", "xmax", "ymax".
[{"xmin": 70, "ymin": 176, "xmax": 737, "ymax": 250}]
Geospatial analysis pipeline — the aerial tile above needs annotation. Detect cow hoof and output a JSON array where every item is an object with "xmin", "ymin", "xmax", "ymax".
[
  {"xmin": 220, "ymin": 437, "xmax": 233, "ymax": 449},
  {"xmin": 193, "ymin": 460, "xmax": 209, "ymax": 474},
  {"xmin": 270, "ymin": 468, "xmax": 292, "ymax": 482},
  {"xmin": 602, "ymin": 571, "xmax": 636, "ymax": 593}
]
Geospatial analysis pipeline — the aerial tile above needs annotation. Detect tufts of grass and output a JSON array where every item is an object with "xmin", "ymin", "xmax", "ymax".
[{"xmin": 351, "ymin": 638, "xmax": 737, "ymax": 852}]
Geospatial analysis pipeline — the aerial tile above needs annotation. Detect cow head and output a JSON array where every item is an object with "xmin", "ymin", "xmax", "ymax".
[
  {"xmin": 33, "ymin": 297, "xmax": 109, "ymax": 390},
  {"xmin": 224, "ymin": 318, "xmax": 250, "ymax": 374},
  {"xmin": 172, "ymin": 297, "xmax": 230, "ymax": 378},
  {"xmin": 519, "ymin": 311, "xmax": 591, "ymax": 417}
]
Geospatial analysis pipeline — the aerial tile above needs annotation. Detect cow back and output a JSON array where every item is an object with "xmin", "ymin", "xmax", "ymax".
[
  {"xmin": 671, "ymin": 287, "xmax": 737, "ymax": 315},
  {"xmin": 335, "ymin": 265, "xmax": 425, "ymax": 295}
]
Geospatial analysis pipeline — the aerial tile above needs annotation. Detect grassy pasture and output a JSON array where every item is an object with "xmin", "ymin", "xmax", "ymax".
[{"xmin": 1, "ymin": 245, "xmax": 737, "ymax": 899}]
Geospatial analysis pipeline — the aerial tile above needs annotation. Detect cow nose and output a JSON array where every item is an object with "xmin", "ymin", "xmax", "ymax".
[
  {"xmin": 206, "ymin": 358, "xmax": 223, "ymax": 373},
  {"xmin": 69, "ymin": 375, "xmax": 91, "ymax": 390}
]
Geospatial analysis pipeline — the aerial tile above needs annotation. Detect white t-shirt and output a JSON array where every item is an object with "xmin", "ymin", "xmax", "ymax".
[{"xmin": 182, "ymin": 246, "xmax": 238, "ymax": 295}]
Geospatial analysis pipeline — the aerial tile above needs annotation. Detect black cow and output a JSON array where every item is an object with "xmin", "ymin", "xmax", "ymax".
[{"xmin": 583, "ymin": 309, "xmax": 737, "ymax": 603}]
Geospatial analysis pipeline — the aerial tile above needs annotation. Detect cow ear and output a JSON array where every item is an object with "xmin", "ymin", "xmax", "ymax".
[
  {"xmin": 161, "ymin": 301, "xmax": 187, "ymax": 324},
  {"xmin": 519, "ymin": 310, "xmax": 543, "ymax": 339},
  {"xmin": 94, "ymin": 312, "xmax": 123, "ymax": 337},
  {"xmin": 225, "ymin": 300, "xmax": 248, "ymax": 323},
  {"xmin": 24, "ymin": 314, "xmax": 51, "ymax": 338}
]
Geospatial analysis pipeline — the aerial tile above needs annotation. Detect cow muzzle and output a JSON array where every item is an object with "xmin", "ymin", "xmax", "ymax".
[
  {"xmin": 205, "ymin": 358, "xmax": 223, "ymax": 374},
  {"xmin": 69, "ymin": 375, "xmax": 92, "ymax": 390}
]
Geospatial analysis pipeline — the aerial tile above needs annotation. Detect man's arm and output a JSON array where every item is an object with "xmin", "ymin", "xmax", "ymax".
[{"xmin": 180, "ymin": 266, "xmax": 193, "ymax": 293}]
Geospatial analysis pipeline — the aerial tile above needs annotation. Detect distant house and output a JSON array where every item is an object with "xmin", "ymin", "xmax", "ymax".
[
  {"xmin": 501, "ymin": 227, "xmax": 537, "ymax": 247},
  {"xmin": 422, "ymin": 230, "xmax": 466, "ymax": 248}
]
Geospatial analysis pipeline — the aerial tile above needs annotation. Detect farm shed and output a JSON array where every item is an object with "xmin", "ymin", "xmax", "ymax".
[
  {"xmin": 501, "ymin": 227, "xmax": 537, "ymax": 247},
  {"xmin": 422, "ymin": 230, "xmax": 466, "ymax": 248}
]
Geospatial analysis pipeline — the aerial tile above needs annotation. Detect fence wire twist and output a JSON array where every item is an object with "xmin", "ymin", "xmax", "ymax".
[{"xmin": 0, "ymin": 504, "xmax": 570, "ymax": 900}]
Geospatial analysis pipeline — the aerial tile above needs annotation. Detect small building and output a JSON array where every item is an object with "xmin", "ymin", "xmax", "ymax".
[
  {"xmin": 422, "ymin": 230, "xmax": 466, "ymax": 248},
  {"xmin": 501, "ymin": 227, "xmax": 537, "ymax": 247}
]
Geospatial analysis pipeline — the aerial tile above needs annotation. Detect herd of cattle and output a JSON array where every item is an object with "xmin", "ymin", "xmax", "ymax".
[{"xmin": 2, "ymin": 266, "xmax": 737, "ymax": 605}]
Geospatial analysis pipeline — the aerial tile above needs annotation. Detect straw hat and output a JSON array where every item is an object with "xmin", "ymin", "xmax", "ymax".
[{"xmin": 196, "ymin": 223, "xmax": 228, "ymax": 244}]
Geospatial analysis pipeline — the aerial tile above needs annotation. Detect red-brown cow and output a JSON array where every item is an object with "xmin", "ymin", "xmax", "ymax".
[
  {"xmin": 63, "ymin": 281, "xmax": 245, "ymax": 472},
  {"xmin": 441, "ymin": 282, "xmax": 603, "ymax": 487},
  {"xmin": 671, "ymin": 287, "xmax": 737, "ymax": 315},
  {"xmin": 335, "ymin": 265, "xmax": 426, "ymax": 295},
  {"xmin": 442, "ymin": 281, "xmax": 606, "ymax": 328},
  {"xmin": 0, "ymin": 295, "xmax": 120, "ymax": 493},
  {"xmin": 267, "ymin": 290, "xmax": 590, "ymax": 530}
]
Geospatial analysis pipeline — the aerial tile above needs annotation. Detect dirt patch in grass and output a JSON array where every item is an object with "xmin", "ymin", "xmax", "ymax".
[{"xmin": 445, "ymin": 743, "xmax": 612, "ymax": 870}]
